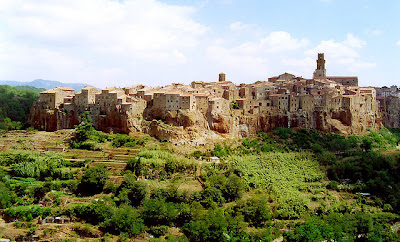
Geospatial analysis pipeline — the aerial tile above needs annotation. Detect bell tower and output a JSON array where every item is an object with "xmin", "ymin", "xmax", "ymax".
[{"xmin": 313, "ymin": 53, "xmax": 326, "ymax": 78}]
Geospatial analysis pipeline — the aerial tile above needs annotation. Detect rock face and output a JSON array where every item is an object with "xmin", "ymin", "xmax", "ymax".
[{"xmin": 29, "ymin": 95, "xmax": 383, "ymax": 142}]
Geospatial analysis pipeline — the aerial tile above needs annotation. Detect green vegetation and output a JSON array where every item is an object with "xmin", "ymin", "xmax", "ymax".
[
  {"xmin": 0, "ymin": 85, "xmax": 43, "ymax": 130},
  {"xmin": 126, "ymin": 148, "xmax": 198, "ymax": 179},
  {"xmin": 0, "ymin": 127, "xmax": 400, "ymax": 240},
  {"xmin": 0, "ymin": 151, "xmax": 73, "ymax": 180},
  {"xmin": 78, "ymin": 165, "xmax": 110, "ymax": 195}
]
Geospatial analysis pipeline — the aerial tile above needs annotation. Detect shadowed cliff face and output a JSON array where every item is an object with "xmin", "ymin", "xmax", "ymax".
[{"xmin": 29, "ymin": 99, "xmax": 382, "ymax": 141}]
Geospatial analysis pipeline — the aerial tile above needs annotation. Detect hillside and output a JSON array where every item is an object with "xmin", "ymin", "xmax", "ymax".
[
  {"xmin": 0, "ymin": 85, "xmax": 43, "ymax": 130},
  {"xmin": 0, "ymin": 79, "xmax": 91, "ymax": 92},
  {"xmin": 0, "ymin": 126, "xmax": 399, "ymax": 241}
]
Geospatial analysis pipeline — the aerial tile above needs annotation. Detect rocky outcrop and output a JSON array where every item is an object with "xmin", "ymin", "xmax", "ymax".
[{"xmin": 30, "ymin": 100, "xmax": 382, "ymax": 141}]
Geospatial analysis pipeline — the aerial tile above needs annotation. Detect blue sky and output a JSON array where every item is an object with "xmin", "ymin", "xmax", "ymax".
[{"xmin": 0, "ymin": 0, "xmax": 399, "ymax": 88}]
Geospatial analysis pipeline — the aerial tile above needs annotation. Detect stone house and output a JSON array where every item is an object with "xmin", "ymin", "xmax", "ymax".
[
  {"xmin": 179, "ymin": 94, "xmax": 196, "ymax": 110},
  {"xmin": 39, "ymin": 87, "xmax": 75, "ymax": 109},
  {"xmin": 208, "ymin": 97, "xmax": 229, "ymax": 114},
  {"xmin": 165, "ymin": 92, "xmax": 181, "ymax": 111},
  {"xmin": 194, "ymin": 94, "xmax": 209, "ymax": 114}
]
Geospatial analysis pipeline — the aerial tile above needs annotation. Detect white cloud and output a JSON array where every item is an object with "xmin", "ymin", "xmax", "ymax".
[
  {"xmin": 343, "ymin": 33, "xmax": 366, "ymax": 48},
  {"xmin": 206, "ymin": 46, "xmax": 270, "ymax": 80},
  {"xmin": 369, "ymin": 29, "xmax": 383, "ymax": 36},
  {"xmin": 206, "ymin": 32, "xmax": 309, "ymax": 80},
  {"xmin": 235, "ymin": 31, "xmax": 309, "ymax": 54},
  {"xmin": 396, "ymin": 40, "xmax": 400, "ymax": 46},
  {"xmin": 305, "ymin": 34, "xmax": 375, "ymax": 73},
  {"xmin": 230, "ymin": 21, "xmax": 251, "ymax": 31},
  {"xmin": 205, "ymin": 31, "xmax": 375, "ymax": 81},
  {"xmin": 259, "ymin": 31, "xmax": 309, "ymax": 53},
  {"xmin": 0, "ymin": 0, "xmax": 207, "ymax": 86},
  {"xmin": 306, "ymin": 34, "xmax": 365, "ymax": 58}
]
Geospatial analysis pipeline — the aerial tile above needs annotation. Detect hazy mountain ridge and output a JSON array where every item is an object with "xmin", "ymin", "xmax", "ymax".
[{"xmin": 0, "ymin": 79, "xmax": 92, "ymax": 91}]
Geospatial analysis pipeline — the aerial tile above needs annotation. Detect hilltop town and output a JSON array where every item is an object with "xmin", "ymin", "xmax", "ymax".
[{"xmin": 29, "ymin": 53, "xmax": 400, "ymax": 142}]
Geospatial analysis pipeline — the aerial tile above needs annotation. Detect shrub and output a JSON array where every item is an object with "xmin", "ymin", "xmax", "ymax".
[
  {"xmin": 73, "ymin": 223, "xmax": 97, "ymax": 238},
  {"xmin": 79, "ymin": 165, "xmax": 109, "ymax": 195},
  {"xmin": 203, "ymin": 174, "xmax": 246, "ymax": 204},
  {"xmin": 142, "ymin": 198, "xmax": 179, "ymax": 226},
  {"xmin": 111, "ymin": 134, "xmax": 143, "ymax": 147},
  {"xmin": 327, "ymin": 180, "xmax": 339, "ymax": 190},
  {"xmin": 234, "ymin": 196, "xmax": 271, "ymax": 227},
  {"xmin": 277, "ymin": 196, "xmax": 309, "ymax": 219},
  {"xmin": 273, "ymin": 127, "xmax": 293, "ymax": 139},
  {"xmin": 0, "ymin": 182, "xmax": 15, "ymax": 209},
  {"xmin": 4, "ymin": 205, "xmax": 51, "ymax": 222},
  {"xmin": 182, "ymin": 207, "xmax": 240, "ymax": 242},
  {"xmin": 311, "ymin": 143, "xmax": 324, "ymax": 153},
  {"xmin": 149, "ymin": 225, "xmax": 169, "ymax": 238},
  {"xmin": 101, "ymin": 205, "xmax": 144, "ymax": 237},
  {"xmin": 72, "ymin": 198, "xmax": 115, "ymax": 225},
  {"xmin": 117, "ymin": 174, "xmax": 148, "ymax": 206}
]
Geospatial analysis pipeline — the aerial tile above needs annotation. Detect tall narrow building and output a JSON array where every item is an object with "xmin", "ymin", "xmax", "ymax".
[
  {"xmin": 313, "ymin": 53, "xmax": 326, "ymax": 78},
  {"xmin": 314, "ymin": 53, "xmax": 359, "ymax": 86}
]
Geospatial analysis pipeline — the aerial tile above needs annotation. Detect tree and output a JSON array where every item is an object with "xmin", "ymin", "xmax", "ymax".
[
  {"xmin": 117, "ymin": 174, "xmax": 148, "ymax": 206},
  {"xmin": 79, "ymin": 165, "xmax": 109, "ymax": 194},
  {"xmin": 234, "ymin": 196, "xmax": 271, "ymax": 227},
  {"xmin": 0, "ymin": 85, "xmax": 41, "ymax": 129},
  {"xmin": 101, "ymin": 205, "xmax": 144, "ymax": 237},
  {"xmin": 142, "ymin": 198, "xmax": 179, "ymax": 226},
  {"xmin": 75, "ymin": 111, "xmax": 94, "ymax": 142},
  {"xmin": 0, "ymin": 182, "xmax": 15, "ymax": 209}
]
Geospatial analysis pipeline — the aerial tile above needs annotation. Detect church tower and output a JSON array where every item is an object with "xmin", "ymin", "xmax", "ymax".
[{"xmin": 313, "ymin": 53, "xmax": 326, "ymax": 78}]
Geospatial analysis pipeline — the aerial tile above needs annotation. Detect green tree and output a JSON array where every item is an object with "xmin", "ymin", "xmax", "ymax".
[
  {"xmin": 0, "ymin": 182, "xmax": 15, "ymax": 209},
  {"xmin": 79, "ymin": 165, "xmax": 109, "ymax": 194},
  {"xmin": 142, "ymin": 198, "xmax": 179, "ymax": 226},
  {"xmin": 101, "ymin": 205, "xmax": 144, "ymax": 237},
  {"xmin": 234, "ymin": 196, "xmax": 271, "ymax": 227},
  {"xmin": 0, "ymin": 85, "xmax": 41, "ymax": 129},
  {"xmin": 75, "ymin": 111, "xmax": 94, "ymax": 142},
  {"xmin": 117, "ymin": 174, "xmax": 148, "ymax": 206}
]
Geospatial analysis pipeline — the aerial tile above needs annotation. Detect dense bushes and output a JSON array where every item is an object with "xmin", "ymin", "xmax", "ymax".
[
  {"xmin": 101, "ymin": 205, "xmax": 145, "ymax": 237},
  {"xmin": 142, "ymin": 198, "xmax": 179, "ymax": 226},
  {"xmin": 328, "ymin": 151, "xmax": 400, "ymax": 211},
  {"xmin": 78, "ymin": 165, "xmax": 109, "ymax": 195},
  {"xmin": 0, "ymin": 85, "xmax": 42, "ymax": 130},
  {"xmin": 126, "ymin": 149, "xmax": 198, "ymax": 178},
  {"xmin": 284, "ymin": 212, "xmax": 400, "ymax": 241},
  {"xmin": 117, "ymin": 174, "xmax": 149, "ymax": 206},
  {"xmin": 0, "ymin": 182, "xmax": 15, "ymax": 209},
  {"xmin": 234, "ymin": 196, "xmax": 271, "ymax": 227},
  {"xmin": 203, "ymin": 174, "xmax": 246, "ymax": 204},
  {"xmin": 182, "ymin": 206, "xmax": 248, "ymax": 241},
  {"xmin": 0, "ymin": 151, "xmax": 73, "ymax": 180},
  {"xmin": 72, "ymin": 199, "xmax": 115, "ymax": 225},
  {"xmin": 111, "ymin": 133, "xmax": 144, "ymax": 147},
  {"xmin": 4, "ymin": 205, "xmax": 51, "ymax": 222}
]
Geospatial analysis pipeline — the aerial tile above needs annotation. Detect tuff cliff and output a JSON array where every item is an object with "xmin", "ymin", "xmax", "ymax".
[
  {"xmin": 29, "ymin": 76, "xmax": 385, "ymax": 142},
  {"xmin": 29, "ymin": 96, "xmax": 382, "ymax": 143}
]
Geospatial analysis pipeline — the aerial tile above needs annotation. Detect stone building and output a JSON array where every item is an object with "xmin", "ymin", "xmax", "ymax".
[
  {"xmin": 312, "ymin": 53, "xmax": 358, "ymax": 86},
  {"xmin": 30, "ymin": 52, "xmax": 388, "ymax": 137},
  {"xmin": 39, "ymin": 87, "xmax": 75, "ymax": 109}
]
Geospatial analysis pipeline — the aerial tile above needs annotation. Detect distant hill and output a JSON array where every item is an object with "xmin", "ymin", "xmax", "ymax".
[
  {"xmin": 0, "ymin": 79, "xmax": 92, "ymax": 91},
  {"xmin": 12, "ymin": 85, "xmax": 46, "ymax": 94}
]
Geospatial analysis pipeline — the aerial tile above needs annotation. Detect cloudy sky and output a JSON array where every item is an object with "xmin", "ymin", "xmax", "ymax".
[{"xmin": 1, "ymin": 0, "xmax": 399, "ymax": 88}]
